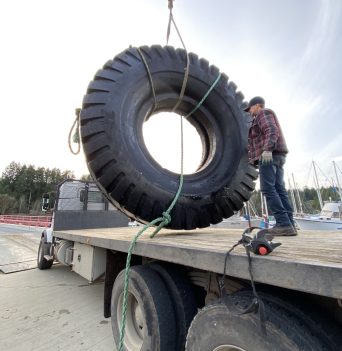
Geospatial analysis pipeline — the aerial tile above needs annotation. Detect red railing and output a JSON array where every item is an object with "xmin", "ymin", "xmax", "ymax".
[{"xmin": 0, "ymin": 215, "xmax": 52, "ymax": 227}]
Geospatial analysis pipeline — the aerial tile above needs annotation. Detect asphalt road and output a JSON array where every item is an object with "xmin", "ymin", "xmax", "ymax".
[
  {"xmin": 0, "ymin": 264, "xmax": 115, "ymax": 351},
  {"xmin": 0, "ymin": 224, "xmax": 42, "ymax": 273},
  {"xmin": 0, "ymin": 224, "xmax": 116, "ymax": 350},
  {"xmin": 0, "ymin": 223, "xmax": 43, "ymax": 235}
]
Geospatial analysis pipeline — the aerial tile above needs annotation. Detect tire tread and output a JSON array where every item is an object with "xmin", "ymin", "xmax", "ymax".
[{"xmin": 81, "ymin": 45, "xmax": 257, "ymax": 229}]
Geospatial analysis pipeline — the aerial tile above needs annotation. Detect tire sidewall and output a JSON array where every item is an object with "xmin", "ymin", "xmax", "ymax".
[
  {"xmin": 81, "ymin": 46, "xmax": 256, "ymax": 228},
  {"xmin": 148, "ymin": 263, "xmax": 198, "ymax": 351},
  {"xmin": 37, "ymin": 239, "xmax": 44, "ymax": 266},
  {"xmin": 105, "ymin": 55, "xmax": 247, "ymax": 198},
  {"xmin": 37, "ymin": 237, "xmax": 52, "ymax": 269},
  {"xmin": 111, "ymin": 267, "xmax": 176, "ymax": 351},
  {"xmin": 186, "ymin": 302, "xmax": 297, "ymax": 351}
]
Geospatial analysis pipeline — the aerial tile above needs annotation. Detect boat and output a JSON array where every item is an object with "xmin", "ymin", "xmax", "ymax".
[
  {"xmin": 295, "ymin": 202, "xmax": 342, "ymax": 231},
  {"xmin": 294, "ymin": 160, "xmax": 342, "ymax": 231},
  {"xmin": 211, "ymin": 214, "xmax": 265, "ymax": 230},
  {"xmin": 211, "ymin": 199, "xmax": 272, "ymax": 230}
]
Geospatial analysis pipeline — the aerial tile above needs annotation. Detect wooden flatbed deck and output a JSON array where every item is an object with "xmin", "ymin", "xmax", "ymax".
[{"xmin": 54, "ymin": 227, "xmax": 342, "ymax": 299}]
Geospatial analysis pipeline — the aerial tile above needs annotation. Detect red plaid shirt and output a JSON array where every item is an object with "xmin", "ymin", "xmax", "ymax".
[{"xmin": 248, "ymin": 108, "xmax": 288, "ymax": 162}]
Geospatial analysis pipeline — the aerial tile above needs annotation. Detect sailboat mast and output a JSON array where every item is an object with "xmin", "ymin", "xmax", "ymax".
[
  {"xmin": 263, "ymin": 195, "xmax": 269, "ymax": 218},
  {"xmin": 333, "ymin": 161, "xmax": 342, "ymax": 201},
  {"xmin": 260, "ymin": 191, "xmax": 264, "ymax": 216},
  {"xmin": 288, "ymin": 175, "xmax": 298, "ymax": 214},
  {"xmin": 313, "ymin": 161, "xmax": 323, "ymax": 210},
  {"xmin": 292, "ymin": 173, "xmax": 303, "ymax": 214}
]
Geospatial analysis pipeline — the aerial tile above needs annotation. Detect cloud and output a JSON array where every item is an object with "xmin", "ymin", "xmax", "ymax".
[{"xmin": 300, "ymin": 0, "xmax": 340, "ymax": 66}]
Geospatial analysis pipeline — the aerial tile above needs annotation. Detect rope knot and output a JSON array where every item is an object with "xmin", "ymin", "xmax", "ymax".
[
  {"xmin": 149, "ymin": 212, "xmax": 172, "ymax": 238},
  {"xmin": 161, "ymin": 211, "xmax": 171, "ymax": 224}
]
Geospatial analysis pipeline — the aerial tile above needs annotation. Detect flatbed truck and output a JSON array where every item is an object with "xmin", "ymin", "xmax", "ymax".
[{"xmin": 38, "ymin": 180, "xmax": 342, "ymax": 351}]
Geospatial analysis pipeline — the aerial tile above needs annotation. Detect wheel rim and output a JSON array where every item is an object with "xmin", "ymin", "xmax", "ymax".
[
  {"xmin": 213, "ymin": 346, "xmax": 246, "ymax": 351},
  {"xmin": 117, "ymin": 292, "xmax": 144, "ymax": 350}
]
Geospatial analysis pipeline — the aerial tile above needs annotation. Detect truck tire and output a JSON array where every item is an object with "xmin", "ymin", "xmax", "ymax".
[
  {"xmin": 148, "ymin": 263, "xmax": 198, "ymax": 351},
  {"xmin": 111, "ymin": 265, "xmax": 177, "ymax": 351},
  {"xmin": 37, "ymin": 237, "xmax": 53, "ymax": 270},
  {"xmin": 248, "ymin": 287, "xmax": 342, "ymax": 350},
  {"xmin": 185, "ymin": 290, "xmax": 328, "ymax": 351},
  {"xmin": 80, "ymin": 45, "xmax": 257, "ymax": 230}
]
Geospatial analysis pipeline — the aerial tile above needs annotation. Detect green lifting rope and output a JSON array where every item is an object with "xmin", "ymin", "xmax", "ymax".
[
  {"xmin": 117, "ymin": 2, "xmax": 222, "ymax": 349},
  {"xmin": 117, "ymin": 70, "xmax": 221, "ymax": 351}
]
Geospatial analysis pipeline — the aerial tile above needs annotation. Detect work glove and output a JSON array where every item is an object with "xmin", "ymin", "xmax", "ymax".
[{"xmin": 260, "ymin": 151, "xmax": 273, "ymax": 164}]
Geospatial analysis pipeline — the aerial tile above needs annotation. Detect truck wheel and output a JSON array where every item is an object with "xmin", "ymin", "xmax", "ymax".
[
  {"xmin": 81, "ymin": 45, "xmax": 257, "ymax": 230},
  {"xmin": 37, "ymin": 237, "xmax": 53, "ymax": 270},
  {"xmin": 247, "ymin": 287, "xmax": 342, "ymax": 350},
  {"xmin": 111, "ymin": 265, "xmax": 177, "ymax": 351},
  {"xmin": 149, "ymin": 263, "xmax": 198, "ymax": 351},
  {"xmin": 185, "ymin": 290, "xmax": 327, "ymax": 351}
]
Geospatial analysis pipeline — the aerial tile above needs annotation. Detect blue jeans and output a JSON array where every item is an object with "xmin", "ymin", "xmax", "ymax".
[{"xmin": 259, "ymin": 154, "xmax": 294, "ymax": 227}]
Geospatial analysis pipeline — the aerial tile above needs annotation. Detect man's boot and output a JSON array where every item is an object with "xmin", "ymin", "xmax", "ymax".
[{"xmin": 266, "ymin": 225, "xmax": 297, "ymax": 236}]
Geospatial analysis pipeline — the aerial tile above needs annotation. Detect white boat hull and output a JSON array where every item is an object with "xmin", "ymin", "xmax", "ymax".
[
  {"xmin": 295, "ymin": 218, "xmax": 342, "ymax": 231},
  {"xmin": 211, "ymin": 218, "xmax": 265, "ymax": 230}
]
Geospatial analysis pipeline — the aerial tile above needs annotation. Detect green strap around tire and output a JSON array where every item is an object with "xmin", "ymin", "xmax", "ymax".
[{"xmin": 117, "ymin": 72, "xmax": 222, "ymax": 351}]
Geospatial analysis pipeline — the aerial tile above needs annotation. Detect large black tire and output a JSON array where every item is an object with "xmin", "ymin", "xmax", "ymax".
[
  {"xmin": 111, "ymin": 265, "xmax": 177, "ymax": 351},
  {"xmin": 37, "ymin": 237, "xmax": 53, "ymax": 270},
  {"xmin": 81, "ymin": 45, "xmax": 257, "ymax": 229},
  {"xmin": 148, "ymin": 263, "xmax": 198, "ymax": 351},
  {"xmin": 249, "ymin": 287, "xmax": 342, "ymax": 350},
  {"xmin": 185, "ymin": 290, "xmax": 333, "ymax": 351}
]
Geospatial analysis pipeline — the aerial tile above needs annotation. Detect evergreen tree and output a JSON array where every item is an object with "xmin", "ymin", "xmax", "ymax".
[{"xmin": 0, "ymin": 162, "xmax": 75, "ymax": 214}]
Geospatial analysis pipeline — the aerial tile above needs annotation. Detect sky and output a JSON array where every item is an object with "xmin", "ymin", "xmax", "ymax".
[{"xmin": 1, "ymin": 0, "xmax": 342, "ymax": 190}]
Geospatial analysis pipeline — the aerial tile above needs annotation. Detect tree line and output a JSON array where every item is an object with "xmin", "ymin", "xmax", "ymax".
[
  {"xmin": 0, "ymin": 161, "xmax": 340, "ymax": 216},
  {"xmin": 0, "ymin": 161, "xmax": 75, "ymax": 214}
]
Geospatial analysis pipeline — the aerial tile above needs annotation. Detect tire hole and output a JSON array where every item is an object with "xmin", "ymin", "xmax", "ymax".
[{"xmin": 143, "ymin": 112, "xmax": 203, "ymax": 174}]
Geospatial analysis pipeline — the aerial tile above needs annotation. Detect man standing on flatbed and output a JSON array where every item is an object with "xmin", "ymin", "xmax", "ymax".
[{"xmin": 245, "ymin": 96, "xmax": 297, "ymax": 236}]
